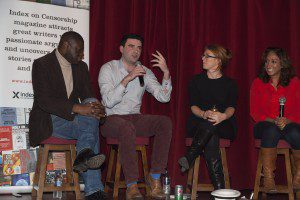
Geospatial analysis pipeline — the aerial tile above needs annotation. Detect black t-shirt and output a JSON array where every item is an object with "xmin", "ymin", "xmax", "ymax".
[{"xmin": 187, "ymin": 72, "xmax": 238, "ymax": 135}]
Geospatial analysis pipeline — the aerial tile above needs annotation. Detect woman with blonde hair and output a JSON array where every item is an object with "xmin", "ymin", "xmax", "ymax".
[{"xmin": 178, "ymin": 44, "xmax": 238, "ymax": 189}]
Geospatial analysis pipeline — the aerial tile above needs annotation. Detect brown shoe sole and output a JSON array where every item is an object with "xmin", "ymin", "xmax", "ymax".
[
  {"xmin": 73, "ymin": 154, "xmax": 105, "ymax": 173},
  {"xmin": 126, "ymin": 197, "xmax": 144, "ymax": 200}
]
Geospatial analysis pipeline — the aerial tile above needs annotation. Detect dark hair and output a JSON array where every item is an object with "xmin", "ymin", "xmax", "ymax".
[
  {"xmin": 58, "ymin": 31, "xmax": 84, "ymax": 48},
  {"xmin": 258, "ymin": 47, "xmax": 295, "ymax": 87},
  {"xmin": 205, "ymin": 44, "xmax": 232, "ymax": 68},
  {"xmin": 120, "ymin": 34, "xmax": 144, "ymax": 46}
]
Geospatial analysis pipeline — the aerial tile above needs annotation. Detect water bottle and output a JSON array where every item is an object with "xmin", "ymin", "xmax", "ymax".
[
  {"xmin": 53, "ymin": 172, "xmax": 63, "ymax": 199},
  {"xmin": 163, "ymin": 170, "xmax": 171, "ymax": 195}
]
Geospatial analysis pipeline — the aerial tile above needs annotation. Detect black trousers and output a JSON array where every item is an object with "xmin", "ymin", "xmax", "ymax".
[
  {"xmin": 254, "ymin": 121, "xmax": 300, "ymax": 150},
  {"xmin": 188, "ymin": 119, "xmax": 235, "ymax": 152}
]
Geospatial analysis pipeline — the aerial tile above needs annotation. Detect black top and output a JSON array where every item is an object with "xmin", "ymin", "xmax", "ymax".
[
  {"xmin": 189, "ymin": 72, "xmax": 238, "ymax": 112},
  {"xmin": 187, "ymin": 72, "xmax": 238, "ymax": 134}
]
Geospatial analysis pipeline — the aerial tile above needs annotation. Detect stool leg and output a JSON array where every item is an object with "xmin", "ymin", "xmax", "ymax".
[
  {"xmin": 32, "ymin": 146, "xmax": 43, "ymax": 198},
  {"xmin": 296, "ymin": 192, "xmax": 300, "ymax": 200},
  {"xmin": 105, "ymin": 146, "xmax": 115, "ymax": 193},
  {"xmin": 65, "ymin": 150, "xmax": 72, "ymax": 183},
  {"xmin": 191, "ymin": 156, "xmax": 200, "ymax": 200},
  {"xmin": 186, "ymin": 167, "xmax": 193, "ymax": 193},
  {"xmin": 290, "ymin": 151, "xmax": 300, "ymax": 200},
  {"xmin": 220, "ymin": 148, "xmax": 230, "ymax": 189},
  {"xmin": 113, "ymin": 147, "xmax": 122, "ymax": 199},
  {"xmin": 140, "ymin": 146, "xmax": 150, "ymax": 195},
  {"xmin": 36, "ymin": 145, "xmax": 50, "ymax": 200},
  {"xmin": 70, "ymin": 144, "xmax": 81, "ymax": 199},
  {"xmin": 253, "ymin": 150, "xmax": 263, "ymax": 200},
  {"xmin": 284, "ymin": 149, "xmax": 294, "ymax": 200}
]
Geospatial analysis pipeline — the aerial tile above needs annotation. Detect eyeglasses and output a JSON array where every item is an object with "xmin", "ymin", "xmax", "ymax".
[{"xmin": 202, "ymin": 54, "xmax": 217, "ymax": 59}]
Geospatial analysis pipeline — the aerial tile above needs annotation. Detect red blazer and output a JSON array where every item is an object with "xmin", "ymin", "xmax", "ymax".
[{"xmin": 29, "ymin": 50, "xmax": 95, "ymax": 146}]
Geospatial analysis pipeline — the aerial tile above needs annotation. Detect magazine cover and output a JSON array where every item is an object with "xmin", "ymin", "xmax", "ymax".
[
  {"xmin": 0, "ymin": 108, "xmax": 17, "ymax": 126},
  {"xmin": 0, "ymin": 126, "xmax": 13, "ymax": 151},
  {"xmin": 2, "ymin": 150, "xmax": 21, "ymax": 175},
  {"xmin": 11, "ymin": 173, "xmax": 30, "ymax": 186}
]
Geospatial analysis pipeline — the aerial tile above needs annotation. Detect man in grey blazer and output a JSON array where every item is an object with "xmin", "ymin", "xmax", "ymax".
[{"xmin": 29, "ymin": 31, "xmax": 106, "ymax": 199}]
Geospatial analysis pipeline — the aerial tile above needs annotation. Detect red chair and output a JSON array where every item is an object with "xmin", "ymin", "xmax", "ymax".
[
  {"xmin": 31, "ymin": 137, "xmax": 81, "ymax": 200},
  {"xmin": 253, "ymin": 139, "xmax": 294, "ymax": 200},
  {"xmin": 104, "ymin": 137, "xmax": 150, "ymax": 199},
  {"xmin": 185, "ymin": 138, "xmax": 231, "ymax": 200}
]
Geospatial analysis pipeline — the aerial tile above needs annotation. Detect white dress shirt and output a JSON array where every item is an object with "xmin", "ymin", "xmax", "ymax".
[{"xmin": 98, "ymin": 59, "xmax": 172, "ymax": 116}]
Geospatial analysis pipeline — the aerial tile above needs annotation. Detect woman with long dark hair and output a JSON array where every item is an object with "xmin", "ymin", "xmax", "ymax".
[
  {"xmin": 178, "ymin": 44, "xmax": 238, "ymax": 189},
  {"xmin": 250, "ymin": 47, "xmax": 300, "ymax": 192}
]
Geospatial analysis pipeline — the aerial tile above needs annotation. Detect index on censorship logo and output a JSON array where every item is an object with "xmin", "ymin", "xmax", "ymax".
[{"xmin": 12, "ymin": 91, "xmax": 34, "ymax": 99}]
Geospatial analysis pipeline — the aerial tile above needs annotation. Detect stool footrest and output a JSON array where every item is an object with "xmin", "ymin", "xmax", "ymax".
[
  {"xmin": 105, "ymin": 140, "xmax": 150, "ymax": 198},
  {"xmin": 41, "ymin": 185, "xmax": 79, "ymax": 192},
  {"xmin": 258, "ymin": 185, "xmax": 293, "ymax": 194},
  {"xmin": 197, "ymin": 184, "xmax": 214, "ymax": 191}
]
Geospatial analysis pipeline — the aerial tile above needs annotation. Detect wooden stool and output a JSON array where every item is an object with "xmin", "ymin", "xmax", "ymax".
[
  {"xmin": 104, "ymin": 137, "xmax": 150, "ymax": 199},
  {"xmin": 186, "ymin": 138, "xmax": 231, "ymax": 200},
  {"xmin": 32, "ymin": 137, "xmax": 81, "ymax": 200},
  {"xmin": 253, "ymin": 139, "xmax": 294, "ymax": 200}
]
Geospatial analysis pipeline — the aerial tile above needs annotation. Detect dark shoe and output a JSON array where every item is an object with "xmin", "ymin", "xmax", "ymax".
[
  {"xmin": 178, "ymin": 128, "xmax": 214, "ymax": 172},
  {"xmin": 178, "ymin": 157, "xmax": 189, "ymax": 172},
  {"xmin": 126, "ymin": 184, "xmax": 144, "ymax": 200},
  {"xmin": 85, "ymin": 190, "xmax": 107, "ymax": 200},
  {"xmin": 73, "ymin": 148, "xmax": 106, "ymax": 173},
  {"xmin": 204, "ymin": 149, "xmax": 225, "ymax": 190},
  {"xmin": 146, "ymin": 174, "xmax": 165, "ymax": 199}
]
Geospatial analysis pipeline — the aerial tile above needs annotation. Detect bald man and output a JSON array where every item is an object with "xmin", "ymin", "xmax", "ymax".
[{"xmin": 29, "ymin": 31, "xmax": 107, "ymax": 199}]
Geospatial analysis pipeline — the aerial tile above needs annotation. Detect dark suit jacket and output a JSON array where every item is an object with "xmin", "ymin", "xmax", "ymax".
[{"xmin": 29, "ymin": 50, "xmax": 94, "ymax": 147}]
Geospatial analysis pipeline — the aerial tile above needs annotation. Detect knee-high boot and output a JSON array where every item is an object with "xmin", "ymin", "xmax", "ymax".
[
  {"xmin": 292, "ymin": 149, "xmax": 300, "ymax": 189},
  {"xmin": 204, "ymin": 149, "xmax": 225, "ymax": 190},
  {"xmin": 261, "ymin": 147, "xmax": 277, "ymax": 192},
  {"xmin": 178, "ymin": 128, "xmax": 214, "ymax": 172}
]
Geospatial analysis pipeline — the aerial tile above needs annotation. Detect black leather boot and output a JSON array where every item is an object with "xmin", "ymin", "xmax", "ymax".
[
  {"xmin": 204, "ymin": 149, "xmax": 225, "ymax": 190},
  {"xmin": 178, "ymin": 128, "xmax": 214, "ymax": 172}
]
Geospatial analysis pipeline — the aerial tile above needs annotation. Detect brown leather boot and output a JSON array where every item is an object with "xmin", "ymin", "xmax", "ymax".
[
  {"xmin": 126, "ymin": 184, "xmax": 144, "ymax": 200},
  {"xmin": 146, "ymin": 174, "xmax": 166, "ymax": 199},
  {"xmin": 261, "ymin": 147, "xmax": 277, "ymax": 193},
  {"xmin": 292, "ymin": 149, "xmax": 300, "ymax": 190}
]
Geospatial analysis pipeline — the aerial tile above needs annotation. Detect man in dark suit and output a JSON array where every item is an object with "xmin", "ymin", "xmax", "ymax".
[{"xmin": 29, "ymin": 31, "xmax": 106, "ymax": 199}]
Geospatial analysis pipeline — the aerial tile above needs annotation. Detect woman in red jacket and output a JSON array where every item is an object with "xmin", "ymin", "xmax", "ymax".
[{"xmin": 250, "ymin": 47, "xmax": 300, "ymax": 192}]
